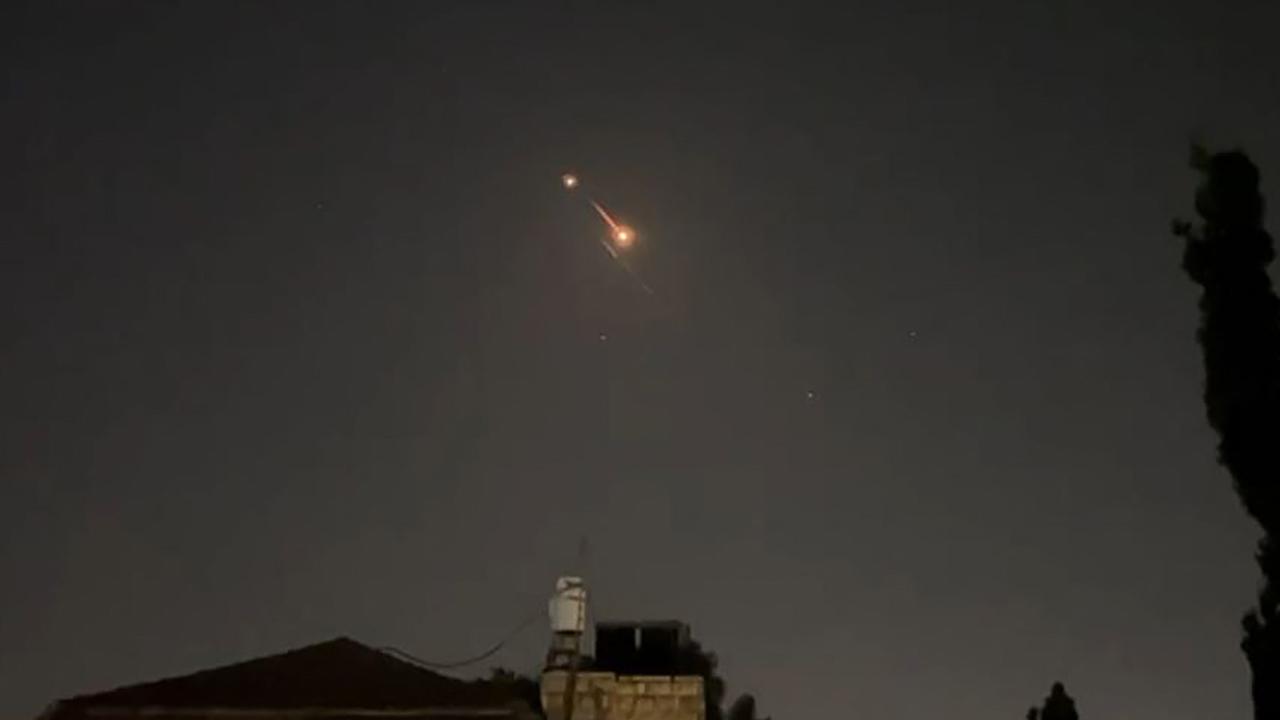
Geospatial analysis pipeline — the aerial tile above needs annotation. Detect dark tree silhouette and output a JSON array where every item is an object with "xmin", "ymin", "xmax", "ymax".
[
  {"xmin": 674, "ymin": 639, "xmax": 726, "ymax": 720},
  {"xmin": 672, "ymin": 638, "xmax": 770, "ymax": 720},
  {"xmin": 1176, "ymin": 147, "xmax": 1280, "ymax": 720},
  {"xmin": 727, "ymin": 694, "xmax": 770, "ymax": 720},
  {"xmin": 1027, "ymin": 683, "xmax": 1077, "ymax": 720},
  {"xmin": 486, "ymin": 668, "xmax": 542, "ymax": 714}
]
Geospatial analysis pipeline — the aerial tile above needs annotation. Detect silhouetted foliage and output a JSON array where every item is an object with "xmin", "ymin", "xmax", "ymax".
[
  {"xmin": 674, "ymin": 639, "xmax": 726, "ymax": 720},
  {"xmin": 1026, "ymin": 683, "xmax": 1076, "ymax": 720},
  {"xmin": 1176, "ymin": 146, "xmax": 1280, "ymax": 720},
  {"xmin": 671, "ymin": 638, "xmax": 769, "ymax": 720},
  {"xmin": 727, "ymin": 694, "xmax": 770, "ymax": 720},
  {"xmin": 1038, "ymin": 683, "xmax": 1078, "ymax": 720},
  {"xmin": 487, "ymin": 668, "xmax": 542, "ymax": 714}
]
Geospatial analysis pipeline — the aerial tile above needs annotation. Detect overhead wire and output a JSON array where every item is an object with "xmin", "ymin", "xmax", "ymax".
[
  {"xmin": 378, "ymin": 580, "xmax": 586, "ymax": 671},
  {"xmin": 378, "ymin": 607, "xmax": 545, "ymax": 671}
]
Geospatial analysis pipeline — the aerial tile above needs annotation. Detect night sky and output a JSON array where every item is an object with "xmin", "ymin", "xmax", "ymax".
[{"xmin": 5, "ymin": 2, "xmax": 1280, "ymax": 720}]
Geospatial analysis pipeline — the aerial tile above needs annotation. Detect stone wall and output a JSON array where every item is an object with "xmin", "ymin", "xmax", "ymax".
[{"xmin": 540, "ymin": 671, "xmax": 704, "ymax": 720}]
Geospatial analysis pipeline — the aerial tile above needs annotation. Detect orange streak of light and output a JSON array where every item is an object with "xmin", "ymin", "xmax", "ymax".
[{"xmin": 589, "ymin": 200, "xmax": 620, "ymax": 233}]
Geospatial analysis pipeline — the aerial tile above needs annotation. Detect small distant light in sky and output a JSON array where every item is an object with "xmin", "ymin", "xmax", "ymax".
[
  {"xmin": 806, "ymin": 390, "xmax": 817, "ymax": 400},
  {"xmin": 908, "ymin": 330, "xmax": 918, "ymax": 338},
  {"xmin": 599, "ymin": 332, "xmax": 608, "ymax": 342},
  {"xmin": 562, "ymin": 173, "xmax": 579, "ymax": 189}
]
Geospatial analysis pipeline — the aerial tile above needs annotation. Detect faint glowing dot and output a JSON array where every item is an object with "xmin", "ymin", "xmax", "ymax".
[
  {"xmin": 599, "ymin": 332, "xmax": 608, "ymax": 341},
  {"xmin": 806, "ymin": 390, "xmax": 817, "ymax": 400},
  {"xmin": 613, "ymin": 226, "xmax": 635, "ymax": 247},
  {"xmin": 562, "ymin": 173, "xmax": 579, "ymax": 189}
]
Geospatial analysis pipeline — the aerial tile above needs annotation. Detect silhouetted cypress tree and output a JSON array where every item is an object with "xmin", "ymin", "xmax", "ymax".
[
  {"xmin": 1027, "ymin": 683, "xmax": 1077, "ymax": 720},
  {"xmin": 727, "ymin": 694, "xmax": 770, "ymax": 720},
  {"xmin": 1176, "ymin": 146, "xmax": 1280, "ymax": 720}
]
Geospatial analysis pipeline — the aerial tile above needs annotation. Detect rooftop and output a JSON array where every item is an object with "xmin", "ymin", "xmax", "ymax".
[{"xmin": 42, "ymin": 638, "xmax": 536, "ymax": 720}]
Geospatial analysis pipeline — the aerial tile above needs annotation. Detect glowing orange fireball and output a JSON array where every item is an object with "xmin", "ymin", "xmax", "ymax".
[{"xmin": 612, "ymin": 226, "xmax": 635, "ymax": 248}]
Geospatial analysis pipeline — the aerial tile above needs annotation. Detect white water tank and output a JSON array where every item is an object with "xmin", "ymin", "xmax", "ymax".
[{"xmin": 549, "ymin": 576, "xmax": 587, "ymax": 633}]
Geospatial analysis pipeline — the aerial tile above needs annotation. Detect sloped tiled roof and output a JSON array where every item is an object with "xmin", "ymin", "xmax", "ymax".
[{"xmin": 44, "ymin": 638, "xmax": 533, "ymax": 720}]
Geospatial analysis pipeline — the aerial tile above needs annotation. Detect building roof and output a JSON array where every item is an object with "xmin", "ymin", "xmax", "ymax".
[
  {"xmin": 43, "ymin": 638, "xmax": 535, "ymax": 720},
  {"xmin": 594, "ymin": 621, "xmax": 688, "ymax": 629}
]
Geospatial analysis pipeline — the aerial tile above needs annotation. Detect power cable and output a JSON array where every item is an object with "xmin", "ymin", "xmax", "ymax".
[
  {"xmin": 379, "ymin": 606, "xmax": 546, "ymax": 671},
  {"xmin": 378, "ymin": 580, "xmax": 596, "ymax": 673}
]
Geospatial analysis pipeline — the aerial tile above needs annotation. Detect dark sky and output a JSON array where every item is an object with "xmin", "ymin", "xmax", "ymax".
[{"xmin": 4, "ymin": 2, "xmax": 1280, "ymax": 719}]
